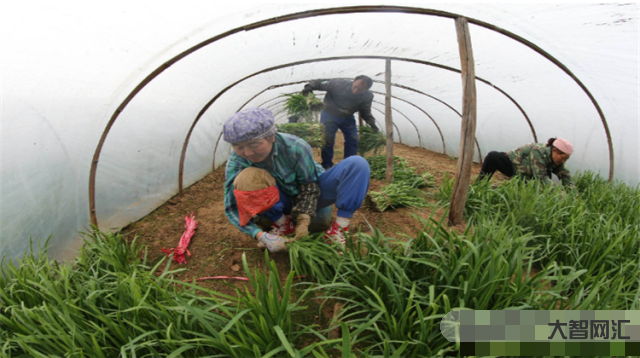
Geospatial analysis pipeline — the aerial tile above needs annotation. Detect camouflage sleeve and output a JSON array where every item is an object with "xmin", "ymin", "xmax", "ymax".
[
  {"xmin": 291, "ymin": 182, "xmax": 320, "ymax": 218},
  {"xmin": 530, "ymin": 149, "xmax": 554, "ymax": 185},
  {"xmin": 555, "ymin": 165, "xmax": 574, "ymax": 188}
]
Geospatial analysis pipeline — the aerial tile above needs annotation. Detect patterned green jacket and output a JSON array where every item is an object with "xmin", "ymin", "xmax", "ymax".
[
  {"xmin": 507, "ymin": 143, "xmax": 573, "ymax": 187},
  {"xmin": 224, "ymin": 133, "xmax": 324, "ymax": 238}
]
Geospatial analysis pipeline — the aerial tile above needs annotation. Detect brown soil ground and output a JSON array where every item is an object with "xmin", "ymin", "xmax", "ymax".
[{"xmin": 122, "ymin": 133, "xmax": 496, "ymax": 301}]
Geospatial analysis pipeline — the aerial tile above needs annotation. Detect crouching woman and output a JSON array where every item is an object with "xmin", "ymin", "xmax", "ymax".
[
  {"xmin": 476, "ymin": 137, "xmax": 574, "ymax": 187},
  {"xmin": 223, "ymin": 108, "xmax": 371, "ymax": 253}
]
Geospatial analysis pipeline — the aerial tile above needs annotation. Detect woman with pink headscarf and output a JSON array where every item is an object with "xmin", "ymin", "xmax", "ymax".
[{"xmin": 476, "ymin": 137, "xmax": 574, "ymax": 187}]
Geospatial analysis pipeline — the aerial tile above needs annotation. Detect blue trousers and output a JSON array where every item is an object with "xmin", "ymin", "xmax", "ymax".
[
  {"xmin": 320, "ymin": 111, "xmax": 359, "ymax": 169},
  {"xmin": 258, "ymin": 156, "xmax": 371, "ymax": 224}
]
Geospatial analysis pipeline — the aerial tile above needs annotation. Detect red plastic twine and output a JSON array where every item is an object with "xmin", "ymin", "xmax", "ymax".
[
  {"xmin": 185, "ymin": 275, "xmax": 307, "ymax": 283},
  {"xmin": 185, "ymin": 276, "xmax": 249, "ymax": 283},
  {"xmin": 161, "ymin": 213, "xmax": 197, "ymax": 265},
  {"xmin": 382, "ymin": 192, "xmax": 392, "ymax": 208}
]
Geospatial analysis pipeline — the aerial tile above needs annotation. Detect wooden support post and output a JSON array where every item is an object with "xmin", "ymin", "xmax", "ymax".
[
  {"xmin": 385, "ymin": 59, "xmax": 394, "ymax": 183},
  {"xmin": 358, "ymin": 113, "xmax": 363, "ymax": 128},
  {"xmin": 448, "ymin": 17, "xmax": 477, "ymax": 226}
]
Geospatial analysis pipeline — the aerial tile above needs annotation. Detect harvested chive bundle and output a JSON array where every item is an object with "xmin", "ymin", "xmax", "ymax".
[
  {"xmin": 368, "ymin": 183, "xmax": 428, "ymax": 211},
  {"xmin": 366, "ymin": 154, "xmax": 434, "ymax": 187},
  {"xmin": 283, "ymin": 93, "xmax": 324, "ymax": 122},
  {"xmin": 391, "ymin": 167, "xmax": 418, "ymax": 182},
  {"xmin": 395, "ymin": 170, "xmax": 436, "ymax": 188},
  {"xmin": 366, "ymin": 154, "xmax": 410, "ymax": 180},
  {"xmin": 357, "ymin": 126, "xmax": 386, "ymax": 156},
  {"xmin": 276, "ymin": 122, "xmax": 325, "ymax": 148}
]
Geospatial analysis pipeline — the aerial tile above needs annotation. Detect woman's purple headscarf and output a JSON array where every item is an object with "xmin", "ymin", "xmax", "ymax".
[{"xmin": 223, "ymin": 108, "xmax": 277, "ymax": 144}]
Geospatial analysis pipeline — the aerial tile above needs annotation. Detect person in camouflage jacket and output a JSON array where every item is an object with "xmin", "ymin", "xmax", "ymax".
[{"xmin": 476, "ymin": 138, "xmax": 574, "ymax": 187}]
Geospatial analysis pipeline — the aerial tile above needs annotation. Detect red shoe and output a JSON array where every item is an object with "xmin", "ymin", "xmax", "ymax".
[
  {"xmin": 324, "ymin": 221, "xmax": 348, "ymax": 246},
  {"xmin": 269, "ymin": 215, "xmax": 296, "ymax": 236}
]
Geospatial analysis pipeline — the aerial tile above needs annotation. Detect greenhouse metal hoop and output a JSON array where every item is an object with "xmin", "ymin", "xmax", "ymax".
[
  {"xmin": 246, "ymin": 85, "xmax": 445, "ymax": 157},
  {"xmin": 255, "ymin": 93, "xmax": 428, "ymax": 152},
  {"xmin": 244, "ymin": 79, "xmax": 536, "ymax": 148},
  {"xmin": 267, "ymin": 100, "xmax": 399, "ymax": 144},
  {"xmin": 90, "ymin": 5, "xmax": 613, "ymax": 227},
  {"xmin": 189, "ymin": 55, "xmax": 532, "ymax": 192},
  {"xmin": 195, "ymin": 54, "xmax": 526, "ymax": 192},
  {"xmin": 245, "ymin": 78, "xmax": 524, "ymax": 162},
  {"xmin": 245, "ymin": 84, "xmax": 488, "ymax": 163}
]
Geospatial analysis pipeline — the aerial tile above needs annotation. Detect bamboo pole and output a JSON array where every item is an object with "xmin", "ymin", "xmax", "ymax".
[
  {"xmin": 449, "ymin": 17, "xmax": 477, "ymax": 226},
  {"xmin": 385, "ymin": 59, "xmax": 394, "ymax": 183}
]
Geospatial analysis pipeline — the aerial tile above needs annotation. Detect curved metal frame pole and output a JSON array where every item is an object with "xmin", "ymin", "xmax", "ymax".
[
  {"xmin": 266, "ymin": 96, "xmax": 401, "ymax": 142},
  {"xmin": 216, "ymin": 65, "xmax": 517, "ymax": 171},
  {"xmin": 213, "ymin": 98, "xmax": 397, "ymax": 170},
  {"xmin": 368, "ymin": 106, "xmax": 401, "ymax": 143},
  {"xmin": 245, "ymin": 78, "xmax": 534, "ymax": 148},
  {"xmin": 271, "ymin": 103, "xmax": 397, "ymax": 140},
  {"xmin": 371, "ymin": 99, "xmax": 420, "ymax": 147},
  {"xmin": 259, "ymin": 88, "xmax": 443, "ymax": 151},
  {"xmin": 249, "ymin": 83, "xmax": 458, "ymax": 156},
  {"xmin": 100, "ymin": 57, "xmax": 540, "ymax": 223},
  {"xmin": 90, "ymin": 6, "xmax": 612, "ymax": 226},
  {"xmin": 238, "ymin": 83, "xmax": 483, "ymax": 163},
  {"xmin": 268, "ymin": 101, "xmax": 399, "ymax": 142},
  {"xmin": 363, "ymin": 94, "xmax": 483, "ymax": 163},
  {"xmin": 372, "ymin": 92, "xmax": 446, "ymax": 154},
  {"xmin": 184, "ymin": 55, "xmax": 515, "ymax": 195},
  {"xmin": 264, "ymin": 95, "xmax": 423, "ymax": 148}
]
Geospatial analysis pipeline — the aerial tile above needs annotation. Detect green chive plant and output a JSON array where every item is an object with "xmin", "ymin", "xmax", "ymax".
[
  {"xmin": 0, "ymin": 231, "xmax": 337, "ymax": 357},
  {"xmin": 357, "ymin": 127, "xmax": 386, "ymax": 156},
  {"xmin": 307, "ymin": 213, "xmax": 565, "ymax": 357},
  {"xmin": 368, "ymin": 184, "xmax": 429, "ymax": 212},
  {"xmin": 366, "ymin": 155, "xmax": 410, "ymax": 180},
  {"xmin": 282, "ymin": 93, "xmax": 324, "ymax": 123},
  {"xmin": 438, "ymin": 172, "xmax": 640, "ymax": 310},
  {"xmin": 276, "ymin": 123, "xmax": 325, "ymax": 148}
]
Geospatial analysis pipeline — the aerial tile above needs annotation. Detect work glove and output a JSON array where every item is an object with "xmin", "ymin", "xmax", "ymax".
[
  {"xmin": 301, "ymin": 89, "xmax": 311, "ymax": 96},
  {"xmin": 370, "ymin": 124, "xmax": 379, "ymax": 134},
  {"xmin": 257, "ymin": 232, "xmax": 291, "ymax": 253},
  {"xmin": 293, "ymin": 214, "xmax": 311, "ymax": 240}
]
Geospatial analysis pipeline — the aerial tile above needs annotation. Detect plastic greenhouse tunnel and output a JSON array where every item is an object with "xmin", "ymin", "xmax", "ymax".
[{"xmin": 1, "ymin": 2, "xmax": 639, "ymax": 357}]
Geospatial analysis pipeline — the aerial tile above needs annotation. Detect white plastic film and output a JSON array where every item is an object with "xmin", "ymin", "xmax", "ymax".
[{"xmin": 1, "ymin": 2, "xmax": 637, "ymax": 261}]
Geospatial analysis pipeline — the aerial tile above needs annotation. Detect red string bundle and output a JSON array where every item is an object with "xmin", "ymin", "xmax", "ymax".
[
  {"xmin": 184, "ymin": 275, "xmax": 306, "ymax": 283},
  {"xmin": 161, "ymin": 213, "xmax": 197, "ymax": 264},
  {"xmin": 185, "ymin": 276, "xmax": 249, "ymax": 283}
]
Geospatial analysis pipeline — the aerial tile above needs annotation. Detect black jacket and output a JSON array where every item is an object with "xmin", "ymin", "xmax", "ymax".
[{"xmin": 303, "ymin": 79, "xmax": 377, "ymax": 129}]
